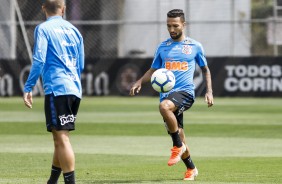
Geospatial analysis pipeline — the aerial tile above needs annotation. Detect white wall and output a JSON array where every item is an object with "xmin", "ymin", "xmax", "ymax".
[
  {"xmin": 118, "ymin": 0, "xmax": 251, "ymax": 57},
  {"xmin": 189, "ymin": 0, "xmax": 251, "ymax": 56},
  {"xmin": 118, "ymin": 0, "xmax": 186, "ymax": 58}
]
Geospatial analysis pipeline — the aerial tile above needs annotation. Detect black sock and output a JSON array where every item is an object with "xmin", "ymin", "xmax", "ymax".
[
  {"xmin": 170, "ymin": 130, "xmax": 182, "ymax": 147},
  {"xmin": 63, "ymin": 171, "xmax": 75, "ymax": 184},
  {"xmin": 47, "ymin": 165, "xmax": 61, "ymax": 184},
  {"xmin": 182, "ymin": 155, "xmax": 195, "ymax": 169}
]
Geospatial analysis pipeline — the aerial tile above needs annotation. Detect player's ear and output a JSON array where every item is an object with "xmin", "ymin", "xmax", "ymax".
[
  {"xmin": 183, "ymin": 21, "xmax": 186, "ymax": 28},
  {"xmin": 41, "ymin": 5, "xmax": 47, "ymax": 16},
  {"xmin": 61, "ymin": 6, "xmax": 66, "ymax": 17}
]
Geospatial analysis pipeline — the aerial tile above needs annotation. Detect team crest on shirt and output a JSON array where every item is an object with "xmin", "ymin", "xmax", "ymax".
[{"xmin": 182, "ymin": 45, "xmax": 192, "ymax": 55}]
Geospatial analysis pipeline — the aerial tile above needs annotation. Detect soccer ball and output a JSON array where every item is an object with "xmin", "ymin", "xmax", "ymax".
[{"xmin": 150, "ymin": 68, "xmax": 175, "ymax": 93}]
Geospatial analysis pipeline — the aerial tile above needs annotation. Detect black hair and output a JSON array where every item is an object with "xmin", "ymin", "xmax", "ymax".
[{"xmin": 167, "ymin": 9, "xmax": 185, "ymax": 22}]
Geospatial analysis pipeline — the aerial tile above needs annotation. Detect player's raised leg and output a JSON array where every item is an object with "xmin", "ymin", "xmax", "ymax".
[{"xmin": 159, "ymin": 99, "xmax": 186, "ymax": 166}]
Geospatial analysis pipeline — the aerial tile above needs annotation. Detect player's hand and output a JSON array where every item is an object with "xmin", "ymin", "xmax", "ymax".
[
  {"xmin": 23, "ymin": 92, "xmax": 33, "ymax": 109},
  {"xmin": 129, "ymin": 81, "xmax": 142, "ymax": 96},
  {"xmin": 205, "ymin": 91, "xmax": 214, "ymax": 107}
]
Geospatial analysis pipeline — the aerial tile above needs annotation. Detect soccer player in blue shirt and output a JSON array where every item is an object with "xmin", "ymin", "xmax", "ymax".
[
  {"xmin": 130, "ymin": 9, "xmax": 213, "ymax": 181},
  {"xmin": 23, "ymin": 0, "xmax": 84, "ymax": 183}
]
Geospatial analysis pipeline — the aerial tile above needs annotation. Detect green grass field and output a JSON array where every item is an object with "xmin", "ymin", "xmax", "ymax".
[{"xmin": 0, "ymin": 97, "xmax": 282, "ymax": 184}]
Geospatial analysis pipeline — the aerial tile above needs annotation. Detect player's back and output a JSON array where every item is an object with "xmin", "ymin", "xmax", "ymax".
[{"xmin": 36, "ymin": 16, "xmax": 84, "ymax": 98}]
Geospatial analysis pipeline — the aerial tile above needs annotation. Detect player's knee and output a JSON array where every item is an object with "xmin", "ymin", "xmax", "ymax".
[
  {"xmin": 53, "ymin": 132, "xmax": 70, "ymax": 147},
  {"xmin": 159, "ymin": 101, "xmax": 172, "ymax": 113}
]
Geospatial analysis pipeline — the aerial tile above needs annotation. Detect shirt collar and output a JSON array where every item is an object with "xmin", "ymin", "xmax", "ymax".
[{"xmin": 47, "ymin": 16, "xmax": 63, "ymax": 21}]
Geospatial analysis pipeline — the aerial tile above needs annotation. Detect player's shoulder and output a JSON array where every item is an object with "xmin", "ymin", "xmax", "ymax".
[
  {"xmin": 58, "ymin": 19, "xmax": 82, "ymax": 36},
  {"xmin": 160, "ymin": 38, "xmax": 174, "ymax": 46},
  {"xmin": 35, "ymin": 17, "xmax": 57, "ymax": 31},
  {"xmin": 184, "ymin": 37, "xmax": 202, "ymax": 46},
  {"xmin": 36, "ymin": 20, "xmax": 47, "ymax": 30},
  {"xmin": 155, "ymin": 38, "xmax": 174, "ymax": 51},
  {"xmin": 34, "ymin": 21, "xmax": 49, "ymax": 36},
  {"xmin": 37, "ymin": 17, "xmax": 80, "ymax": 35},
  {"xmin": 184, "ymin": 37, "xmax": 205, "ymax": 53}
]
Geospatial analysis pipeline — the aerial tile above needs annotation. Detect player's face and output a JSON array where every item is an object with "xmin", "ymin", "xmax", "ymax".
[{"xmin": 167, "ymin": 17, "xmax": 185, "ymax": 41}]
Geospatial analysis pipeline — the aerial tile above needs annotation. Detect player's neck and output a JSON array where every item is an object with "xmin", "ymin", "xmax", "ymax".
[
  {"xmin": 46, "ymin": 15, "xmax": 62, "ymax": 19},
  {"xmin": 45, "ymin": 10, "xmax": 64, "ymax": 19}
]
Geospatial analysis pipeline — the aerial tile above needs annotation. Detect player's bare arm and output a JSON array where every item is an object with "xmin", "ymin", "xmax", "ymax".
[
  {"xmin": 23, "ymin": 92, "xmax": 33, "ymax": 109},
  {"xmin": 201, "ymin": 66, "xmax": 214, "ymax": 107},
  {"xmin": 129, "ymin": 68, "xmax": 156, "ymax": 96}
]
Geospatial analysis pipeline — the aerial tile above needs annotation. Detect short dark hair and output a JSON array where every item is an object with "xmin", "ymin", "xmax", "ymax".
[
  {"xmin": 167, "ymin": 9, "xmax": 185, "ymax": 22},
  {"xmin": 43, "ymin": 0, "xmax": 65, "ymax": 14}
]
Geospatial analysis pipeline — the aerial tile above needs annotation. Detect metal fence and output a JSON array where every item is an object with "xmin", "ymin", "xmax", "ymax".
[{"xmin": 0, "ymin": 0, "xmax": 281, "ymax": 60}]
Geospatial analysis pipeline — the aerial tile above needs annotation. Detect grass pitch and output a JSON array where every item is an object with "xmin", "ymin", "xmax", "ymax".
[{"xmin": 0, "ymin": 97, "xmax": 282, "ymax": 184}]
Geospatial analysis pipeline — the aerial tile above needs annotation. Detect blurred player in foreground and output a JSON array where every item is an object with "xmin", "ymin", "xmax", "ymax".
[
  {"xmin": 130, "ymin": 9, "xmax": 213, "ymax": 181},
  {"xmin": 23, "ymin": 0, "xmax": 84, "ymax": 183}
]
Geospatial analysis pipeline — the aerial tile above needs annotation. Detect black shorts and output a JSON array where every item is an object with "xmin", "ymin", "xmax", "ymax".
[
  {"xmin": 165, "ymin": 91, "xmax": 194, "ymax": 129},
  {"xmin": 45, "ymin": 94, "xmax": 81, "ymax": 132}
]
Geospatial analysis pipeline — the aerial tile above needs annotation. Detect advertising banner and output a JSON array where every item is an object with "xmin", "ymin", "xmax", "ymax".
[
  {"xmin": 0, "ymin": 57, "xmax": 281, "ymax": 97},
  {"xmin": 206, "ymin": 57, "xmax": 282, "ymax": 97}
]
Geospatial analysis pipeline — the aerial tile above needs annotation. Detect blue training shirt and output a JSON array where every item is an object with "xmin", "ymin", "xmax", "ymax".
[
  {"xmin": 151, "ymin": 37, "xmax": 207, "ymax": 101},
  {"xmin": 24, "ymin": 16, "xmax": 84, "ymax": 98}
]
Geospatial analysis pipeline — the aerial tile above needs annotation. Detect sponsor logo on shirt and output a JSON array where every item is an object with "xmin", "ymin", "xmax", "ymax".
[
  {"xmin": 68, "ymin": 73, "xmax": 79, "ymax": 81},
  {"xmin": 61, "ymin": 40, "xmax": 76, "ymax": 47},
  {"xmin": 66, "ymin": 57, "xmax": 77, "ymax": 68},
  {"xmin": 60, "ymin": 55, "xmax": 77, "ymax": 68},
  {"xmin": 54, "ymin": 28, "xmax": 75, "ymax": 35},
  {"xmin": 165, "ymin": 61, "xmax": 188, "ymax": 71}
]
